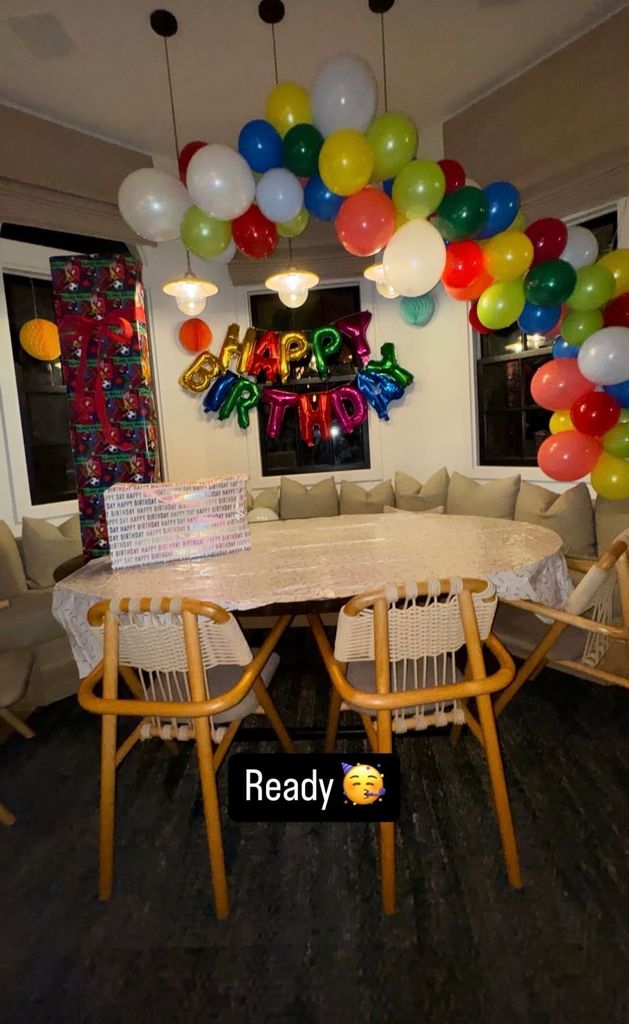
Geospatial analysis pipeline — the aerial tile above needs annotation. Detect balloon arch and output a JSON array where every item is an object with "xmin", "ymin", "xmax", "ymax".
[{"xmin": 118, "ymin": 52, "xmax": 629, "ymax": 499}]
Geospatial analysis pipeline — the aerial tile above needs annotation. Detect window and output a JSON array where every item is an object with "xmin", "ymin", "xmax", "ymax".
[
  {"xmin": 249, "ymin": 284, "xmax": 371, "ymax": 476},
  {"xmin": 475, "ymin": 208, "xmax": 618, "ymax": 466}
]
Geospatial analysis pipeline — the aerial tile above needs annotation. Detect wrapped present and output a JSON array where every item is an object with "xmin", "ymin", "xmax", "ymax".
[
  {"xmin": 104, "ymin": 476, "xmax": 251, "ymax": 569},
  {"xmin": 50, "ymin": 254, "xmax": 158, "ymax": 561}
]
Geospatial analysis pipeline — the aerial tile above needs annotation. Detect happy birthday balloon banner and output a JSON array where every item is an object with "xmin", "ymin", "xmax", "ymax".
[
  {"xmin": 179, "ymin": 310, "xmax": 413, "ymax": 443},
  {"xmin": 117, "ymin": 50, "xmax": 629, "ymax": 494}
]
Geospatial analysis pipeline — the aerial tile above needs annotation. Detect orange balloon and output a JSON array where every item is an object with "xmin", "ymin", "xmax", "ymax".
[
  {"xmin": 444, "ymin": 267, "xmax": 493, "ymax": 301},
  {"xmin": 19, "ymin": 318, "xmax": 60, "ymax": 361},
  {"xmin": 178, "ymin": 318, "xmax": 212, "ymax": 353}
]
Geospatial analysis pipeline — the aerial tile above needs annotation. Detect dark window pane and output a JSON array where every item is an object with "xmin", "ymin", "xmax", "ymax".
[
  {"xmin": 580, "ymin": 210, "xmax": 617, "ymax": 258},
  {"xmin": 524, "ymin": 409, "xmax": 551, "ymax": 459},
  {"xmin": 481, "ymin": 360, "xmax": 521, "ymax": 410},
  {"xmin": 29, "ymin": 445, "xmax": 76, "ymax": 504},
  {"xmin": 482, "ymin": 413, "xmax": 523, "ymax": 462},
  {"xmin": 480, "ymin": 325, "xmax": 523, "ymax": 358}
]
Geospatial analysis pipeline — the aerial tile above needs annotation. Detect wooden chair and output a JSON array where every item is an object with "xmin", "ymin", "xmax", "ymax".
[
  {"xmin": 493, "ymin": 535, "xmax": 629, "ymax": 718},
  {"xmin": 79, "ymin": 596, "xmax": 295, "ymax": 918},
  {"xmin": 307, "ymin": 577, "xmax": 521, "ymax": 915}
]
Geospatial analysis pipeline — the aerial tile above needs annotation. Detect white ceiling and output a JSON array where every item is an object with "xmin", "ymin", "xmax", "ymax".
[{"xmin": 0, "ymin": 0, "xmax": 624, "ymax": 160}]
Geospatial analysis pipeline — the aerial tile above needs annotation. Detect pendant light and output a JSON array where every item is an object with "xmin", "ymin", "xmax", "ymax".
[
  {"xmin": 150, "ymin": 9, "xmax": 218, "ymax": 313},
  {"xmin": 259, "ymin": 1, "xmax": 319, "ymax": 307},
  {"xmin": 363, "ymin": 0, "xmax": 398, "ymax": 299}
]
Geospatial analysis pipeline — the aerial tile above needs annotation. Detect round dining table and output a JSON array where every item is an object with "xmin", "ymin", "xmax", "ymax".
[{"xmin": 53, "ymin": 512, "xmax": 573, "ymax": 678}]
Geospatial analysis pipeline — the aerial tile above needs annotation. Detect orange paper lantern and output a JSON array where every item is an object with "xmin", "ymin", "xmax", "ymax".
[
  {"xmin": 19, "ymin": 318, "xmax": 61, "ymax": 361},
  {"xmin": 178, "ymin": 318, "xmax": 212, "ymax": 353}
]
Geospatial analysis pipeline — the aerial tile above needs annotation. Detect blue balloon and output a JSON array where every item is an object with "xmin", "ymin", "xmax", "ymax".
[
  {"xmin": 203, "ymin": 371, "xmax": 238, "ymax": 413},
  {"xmin": 356, "ymin": 370, "xmax": 405, "ymax": 421},
  {"xmin": 518, "ymin": 301, "xmax": 561, "ymax": 335},
  {"xmin": 382, "ymin": 178, "xmax": 394, "ymax": 198},
  {"xmin": 477, "ymin": 181, "xmax": 520, "ymax": 239},
  {"xmin": 238, "ymin": 119, "xmax": 283, "ymax": 174},
  {"xmin": 304, "ymin": 173, "xmax": 344, "ymax": 222},
  {"xmin": 604, "ymin": 380, "xmax": 629, "ymax": 407},
  {"xmin": 553, "ymin": 337, "xmax": 579, "ymax": 359}
]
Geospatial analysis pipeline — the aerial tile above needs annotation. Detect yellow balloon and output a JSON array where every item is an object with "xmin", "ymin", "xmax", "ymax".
[
  {"xmin": 590, "ymin": 452, "xmax": 629, "ymax": 500},
  {"xmin": 511, "ymin": 210, "xmax": 526, "ymax": 231},
  {"xmin": 394, "ymin": 208, "xmax": 409, "ymax": 230},
  {"xmin": 597, "ymin": 249, "xmax": 629, "ymax": 299},
  {"xmin": 482, "ymin": 230, "xmax": 534, "ymax": 282},
  {"xmin": 318, "ymin": 130, "xmax": 374, "ymax": 197},
  {"xmin": 19, "ymin": 318, "xmax": 60, "ymax": 361},
  {"xmin": 265, "ymin": 82, "xmax": 311, "ymax": 137},
  {"xmin": 549, "ymin": 409, "xmax": 575, "ymax": 434}
]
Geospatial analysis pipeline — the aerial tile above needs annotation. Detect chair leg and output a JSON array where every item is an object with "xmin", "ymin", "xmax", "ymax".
[
  {"xmin": 324, "ymin": 688, "xmax": 342, "ymax": 752},
  {"xmin": 252, "ymin": 677, "xmax": 295, "ymax": 753},
  {"xmin": 379, "ymin": 821, "xmax": 396, "ymax": 915},
  {"xmin": 495, "ymin": 621, "xmax": 565, "ymax": 717},
  {"xmin": 476, "ymin": 694, "xmax": 523, "ymax": 889},
  {"xmin": 195, "ymin": 716, "xmax": 229, "ymax": 919},
  {"xmin": 0, "ymin": 708, "xmax": 35, "ymax": 739},
  {"xmin": 98, "ymin": 713, "xmax": 118, "ymax": 901},
  {"xmin": 449, "ymin": 699, "xmax": 468, "ymax": 746},
  {"xmin": 0, "ymin": 801, "xmax": 16, "ymax": 827}
]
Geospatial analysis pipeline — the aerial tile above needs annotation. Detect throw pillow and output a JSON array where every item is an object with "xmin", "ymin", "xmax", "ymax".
[
  {"xmin": 340, "ymin": 480, "xmax": 394, "ymax": 515},
  {"xmin": 21, "ymin": 515, "xmax": 82, "ymax": 589},
  {"xmin": 247, "ymin": 486, "xmax": 280, "ymax": 516},
  {"xmin": 394, "ymin": 468, "xmax": 449, "ymax": 512},
  {"xmin": 515, "ymin": 481, "xmax": 596, "ymax": 557},
  {"xmin": 0, "ymin": 521, "xmax": 28, "ymax": 598},
  {"xmin": 446, "ymin": 472, "xmax": 520, "ymax": 519},
  {"xmin": 280, "ymin": 477, "xmax": 339, "ymax": 519},
  {"xmin": 595, "ymin": 497, "xmax": 629, "ymax": 555}
]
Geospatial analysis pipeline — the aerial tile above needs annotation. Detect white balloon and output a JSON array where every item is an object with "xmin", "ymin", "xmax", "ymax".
[
  {"xmin": 311, "ymin": 53, "xmax": 378, "ymax": 137},
  {"xmin": 577, "ymin": 327, "xmax": 629, "ymax": 385},
  {"xmin": 562, "ymin": 225, "xmax": 599, "ymax": 269},
  {"xmin": 256, "ymin": 168, "xmax": 303, "ymax": 224},
  {"xmin": 209, "ymin": 238, "xmax": 237, "ymax": 264},
  {"xmin": 118, "ymin": 168, "xmax": 191, "ymax": 242},
  {"xmin": 186, "ymin": 144, "xmax": 255, "ymax": 220},
  {"xmin": 382, "ymin": 219, "xmax": 446, "ymax": 298}
]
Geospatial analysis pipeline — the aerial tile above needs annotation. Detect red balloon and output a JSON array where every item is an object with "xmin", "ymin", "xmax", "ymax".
[
  {"xmin": 469, "ymin": 302, "xmax": 490, "ymax": 334},
  {"xmin": 335, "ymin": 188, "xmax": 395, "ymax": 257},
  {"xmin": 530, "ymin": 358, "xmax": 594, "ymax": 411},
  {"xmin": 570, "ymin": 391, "xmax": 620, "ymax": 437},
  {"xmin": 232, "ymin": 205, "xmax": 278, "ymax": 259},
  {"xmin": 538, "ymin": 432, "xmax": 601, "ymax": 482},
  {"xmin": 603, "ymin": 292, "xmax": 629, "ymax": 329},
  {"xmin": 442, "ymin": 241, "xmax": 484, "ymax": 290},
  {"xmin": 525, "ymin": 218, "xmax": 568, "ymax": 267},
  {"xmin": 178, "ymin": 141, "xmax": 207, "ymax": 184},
  {"xmin": 444, "ymin": 267, "xmax": 493, "ymax": 302},
  {"xmin": 437, "ymin": 159, "xmax": 466, "ymax": 194}
]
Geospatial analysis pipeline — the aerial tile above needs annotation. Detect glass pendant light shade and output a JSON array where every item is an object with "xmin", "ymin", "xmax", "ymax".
[
  {"xmin": 265, "ymin": 268, "xmax": 319, "ymax": 309},
  {"xmin": 162, "ymin": 270, "xmax": 218, "ymax": 316},
  {"xmin": 364, "ymin": 260, "xmax": 399, "ymax": 299}
]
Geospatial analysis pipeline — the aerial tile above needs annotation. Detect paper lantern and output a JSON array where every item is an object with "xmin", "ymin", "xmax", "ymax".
[
  {"xmin": 178, "ymin": 318, "xmax": 212, "ymax": 353},
  {"xmin": 19, "ymin": 319, "xmax": 61, "ymax": 361},
  {"xmin": 399, "ymin": 294, "xmax": 436, "ymax": 328}
]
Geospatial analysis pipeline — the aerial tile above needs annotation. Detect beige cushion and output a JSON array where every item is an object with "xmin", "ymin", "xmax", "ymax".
[
  {"xmin": 340, "ymin": 480, "xmax": 394, "ymax": 515},
  {"xmin": 247, "ymin": 487, "xmax": 280, "ymax": 516},
  {"xmin": 594, "ymin": 497, "xmax": 629, "ymax": 555},
  {"xmin": 394, "ymin": 468, "xmax": 449, "ymax": 512},
  {"xmin": 0, "ymin": 591, "xmax": 66, "ymax": 653},
  {"xmin": 446, "ymin": 472, "xmax": 520, "ymax": 519},
  {"xmin": 515, "ymin": 481, "xmax": 596, "ymax": 557},
  {"xmin": 383, "ymin": 505, "xmax": 445, "ymax": 514},
  {"xmin": 280, "ymin": 477, "xmax": 339, "ymax": 519},
  {"xmin": 493, "ymin": 602, "xmax": 586, "ymax": 662},
  {"xmin": 0, "ymin": 521, "xmax": 28, "ymax": 599},
  {"xmin": 0, "ymin": 649, "xmax": 33, "ymax": 707},
  {"xmin": 25, "ymin": 636, "xmax": 79, "ymax": 707},
  {"xmin": 21, "ymin": 515, "xmax": 82, "ymax": 589}
]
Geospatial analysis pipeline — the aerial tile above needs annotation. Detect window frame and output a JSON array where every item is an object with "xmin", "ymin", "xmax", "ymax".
[
  {"xmin": 237, "ymin": 276, "xmax": 385, "ymax": 490},
  {"xmin": 0, "ymin": 238, "xmax": 79, "ymax": 528}
]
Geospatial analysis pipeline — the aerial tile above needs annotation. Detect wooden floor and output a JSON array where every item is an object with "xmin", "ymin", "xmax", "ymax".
[{"xmin": 0, "ymin": 629, "xmax": 628, "ymax": 1024}]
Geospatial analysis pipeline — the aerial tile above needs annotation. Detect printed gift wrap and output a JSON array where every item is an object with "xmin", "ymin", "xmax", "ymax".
[
  {"xmin": 50, "ymin": 255, "xmax": 158, "ymax": 560},
  {"xmin": 104, "ymin": 476, "xmax": 251, "ymax": 569}
]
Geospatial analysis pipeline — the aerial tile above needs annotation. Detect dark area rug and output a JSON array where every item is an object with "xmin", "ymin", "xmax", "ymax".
[{"xmin": 1, "ymin": 628, "xmax": 628, "ymax": 1024}]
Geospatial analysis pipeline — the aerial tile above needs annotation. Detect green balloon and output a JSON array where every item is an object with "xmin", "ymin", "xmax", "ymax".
[
  {"xmin": 525, "ymin": 259, "xmax": 577, "ymax": 307},
  {"xmin": 477, "ymin": 279, "xmax": 525, "ymax": 330},
  {"xmin": 561, "ymin": 308, "xmax": 604, "ymax": 346},
  {"xmin": 277, "ymin": 208, "xmax": 309, "ymax": 238},
  {"xmin": 366, "ymin": 112, "xmax": 418, "ymax": 181},
  {"xmin": 435, "ymin": 186, "xmax": 488, "ymax": 241},
  {"xmin": 603, "ymin": 418, "xmax": 629, "ymax": 459},
  {"xmin": 392, "ymin": 160, "xmax": 445, "ymax": 219},
  {"xmin": 283, "ymin": 123, "xmax": 323, "ymax": 177},
  {"xmin": 567, "ymin": 264, "xmax": 616, "ymax": 312},
  {"xmin": 180, "ymin": 205, "xmax": 232, "ymax": 259}
]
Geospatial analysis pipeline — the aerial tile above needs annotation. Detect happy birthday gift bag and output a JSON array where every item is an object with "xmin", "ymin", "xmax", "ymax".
[{"xmin": 50, "ymin": 255, "xmax": 158, "ymax": 560}]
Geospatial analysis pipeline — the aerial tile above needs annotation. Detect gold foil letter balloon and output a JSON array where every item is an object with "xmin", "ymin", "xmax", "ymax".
[
  {"xmin": 179, "ymin": 351, "xmax": 220, "ymax": 393},
  {"xmin": 279, "ymin": 330, "xmax": 309, "ymax": 383},
  {"xmin": 218, "ymin": 323, "xmax": 256, "ymax": 374}
]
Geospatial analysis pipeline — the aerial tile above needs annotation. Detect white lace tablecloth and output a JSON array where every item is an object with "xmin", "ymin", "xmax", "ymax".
[{"xmin": 53, "ymin": 513, "xmax": 573, "ymax": 677}]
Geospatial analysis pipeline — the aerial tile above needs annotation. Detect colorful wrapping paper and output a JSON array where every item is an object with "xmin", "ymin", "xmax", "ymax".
[
  {"xmin": 50, "ymin": 255, "xmax": 158, "ymax": 560},
  {"xmin": 104, "ymin": 476, "xmax": 250, "ymax": 569}
]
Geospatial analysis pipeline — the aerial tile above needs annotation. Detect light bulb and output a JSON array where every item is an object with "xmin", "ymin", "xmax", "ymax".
[
  {"xmin": 176, "ymin": 296, "xmax": 207, "ymax": 316},
  {"xmin": 376, "ymin": 281, "xmax": 399, "ymax": 299},
  {"xmin": 278, "ymin": 288, "xmax": 308, "ymax": 309}
]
